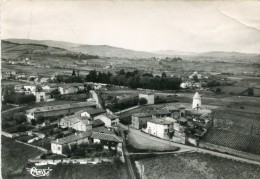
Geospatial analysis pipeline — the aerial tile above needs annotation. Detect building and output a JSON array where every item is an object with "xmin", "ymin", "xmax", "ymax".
[
  {"xmin": 24, "ymin": 84, "xmax": 36, "ymax": 92},
  {"xmin": 51, "ymin": 132, "xmax": 92, "ymax": 154},
  {"xmin": 59, "ymin": 111, "xmax": 93, "ymax": 132},
  {"xmin": 180, "ymin": 82, "xmax": 192, "ymax": 89},
  {"xmin": 131, "ymin": 113, "xmax": 153, "ymax": 129},
  {"xmin": 26, "ymin": 101, "xmax": 97, "ymax": 122},
  {"xmin": 35, "ymin": 91, "xmax": 46, "ymax": 102},
  {"xmin": 80, "ymin": 108, "xmax": 106, "ymax": 120},
  {"xmin": 58, "ymin": 86, "xmax": 78, "ymax": 95},
  {"xmin": 189, "ymin": 71, "xmax": 202, "ymax": 80},
  {"xmin": 145, "ymin": 118, "xmax": 173, "ymax": 139},
  {"xmin": 152, "ymin": 109, "xmax": 171, "ymax": 119},
  {"xmin": 162, "ymin": 105, "xmax": 186, "ymax": 118},
  {"xmin": 192, "ymin": 92, "xmax": 201, "ymax": 109},
  {"xmin": 139, "ymin": 93, "xmax": 154, "ymax": 104},
  {"xmin": 91, "ymin": 132, "xmax": 123, "ymax": 151},
  {"xmin": 94, "ymin": 110, "xmax": 119, "ymax": 128}
]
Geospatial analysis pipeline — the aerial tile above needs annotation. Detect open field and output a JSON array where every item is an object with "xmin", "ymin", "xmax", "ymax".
[
  {"xmin": 136, "ymin": 153, "xmax": 260, "ymax": 179},
  {"xmin": 1, "ymin": 136, "xmax": 43, "ymax": 178}
]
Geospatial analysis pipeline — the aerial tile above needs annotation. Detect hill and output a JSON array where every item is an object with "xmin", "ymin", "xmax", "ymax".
[{"xmin": 5, "ymin": 39, "xmax": 166, "ymax": 58}]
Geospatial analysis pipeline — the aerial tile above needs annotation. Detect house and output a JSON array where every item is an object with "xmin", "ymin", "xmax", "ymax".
[
  {"xmin": 162, "ymin": 105, "xmax": 186, "ymax": 118},
  {"xmin": 39, "ymin": 77, "xmax": 49, "ymax": 83},
  {"xmin": 152, "ymin": 109, "xmax": 171, "ymax": 119},
  {"xmin": 139, "ymin": 93, "xmax": 154, "ymax": 104},
  {"xmin": 24, "ymin": 84, "xmax": 36, "ymax": 92},
  {"xmin": 93, "ymin": 110, "xmax": 119, "ymax": 128},
  {"xmin": 180, "ymin": 82, "xmax": 192, "ymax": 89},
  {"xmin": 51, "ymin": 132, "xmax": 92, "ymax": 154},
  {"xmin": 59, "ymin": 110, "xmax": 93, "ymax": 132},
  {"xmin": 35, "ymin": 91, "xmax": 46, "ymax": 102},
  {"xmin": 41, "ymin": 83, "xmax": 58, "ymax": 92},
  {"xmin": 92, "ymin": 119, "xmax": 105, "ymax": 128},
  {"xmin": 58, "ymin": 86, "xmax": 78, "ymax": 94},
  {"xmin": 91, "ymin": 132, "xmax": 123, "ymax": 151},
  {"xmin": 189, "ymin": 71, "xmax": 202, "ymax": 80},
  {"xmin": 144, "ymin": 118, "xmax": 173, "ymax": 139},
  {"xmin": 26, "ymin": 101, "xmax": 97, "ymax": 122},
  {"xmin": 131, "ymin": 113, "xmax": 153, "ymax": 129},
  {"xmin": 80, "ymin": 108, "xmax": 106, "ymax": 120}
]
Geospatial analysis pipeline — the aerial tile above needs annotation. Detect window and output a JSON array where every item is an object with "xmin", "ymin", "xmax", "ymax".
[
  {"xmin": 164, "ymin": 129, "xmax": 169, "ymax": 133},
  {"xmin": 58, "ymin": 146, "xmax": 61, "ymax": 151}
]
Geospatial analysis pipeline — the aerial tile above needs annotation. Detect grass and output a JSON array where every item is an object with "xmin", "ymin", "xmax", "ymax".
[
  {"xmin": 1, "ymin": 136, "xmax": 43, "ymax": 178},
  {"xmin": 137, "ymin": 152, "xmax": 260, "ymax": 179},
  {"xmin": 126, "ymin": 129, "xmax": 179, "ymax": 152}
]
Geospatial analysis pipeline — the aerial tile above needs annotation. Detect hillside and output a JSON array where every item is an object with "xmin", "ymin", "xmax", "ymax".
[{"xmin": 5, "ymin": 39, "xmax": 165, "ymax": 58}]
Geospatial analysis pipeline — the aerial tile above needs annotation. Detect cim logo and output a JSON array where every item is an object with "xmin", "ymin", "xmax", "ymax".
[{"xmin": 26, "ymin": 167, "xmax": 53, "ymax": 177}]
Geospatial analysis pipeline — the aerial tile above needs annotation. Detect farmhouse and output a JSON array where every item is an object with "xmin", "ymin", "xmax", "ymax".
[
  {"xmin": 144, "ymin": 118, "xmax": 173, "ymax": 139},
  {"xmin": 139, "ymin": 93, "xmax": 155, "ymax": 104},
  {"xmin": 131, "ymin": 113, "xmax": 153, "ymax": 129},
  {"xmin": 94, "ymin": 110, "xmax": 119, "ymax": 128},
  {"xmin": 51, "ymin": 132, "xmax": 92, "ymax": 154},
  {"xmin": 162, "ymin": 105, "xmax": 186, "ymax": 118},
  {"xmin": 80, "ymin": 108, "xmax": 106, "ymax": 119},
  {"xmin": 26, "ymin": 101, "xmax": 97, "ymax": 122},
  {"xmin": 59, "ymin": 111, "xmax": 93, "ymax": 132}
]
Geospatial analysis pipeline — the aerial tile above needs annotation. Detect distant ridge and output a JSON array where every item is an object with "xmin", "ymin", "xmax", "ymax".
[{"xmin": 4, "ymin": 38, "xmax": 260, "ymax": 59}]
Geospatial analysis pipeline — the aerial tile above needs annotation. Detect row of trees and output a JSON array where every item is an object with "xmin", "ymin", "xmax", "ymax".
[
  {"xmin": 107, "ymin": 97, "xmax": 147, "ymax": 112},
  {"xmin": 85, "ymin": 69, "xmax": 182, "ymax": 90}
]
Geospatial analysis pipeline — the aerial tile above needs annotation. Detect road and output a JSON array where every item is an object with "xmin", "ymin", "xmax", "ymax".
[
  {"xmin": 120, "ymin": 129, "xmax": 137, "ymax": 179},
  {"xmin": 120, "ymin": 124, "xmax": 260, "ymax": 166}
]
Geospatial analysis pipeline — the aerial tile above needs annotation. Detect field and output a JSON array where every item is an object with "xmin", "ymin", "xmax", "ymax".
[
  {"xmin": 203, "ymin": 129, "xmax": 260, "ymax": 155},
  {"xmin": 136, "ymin": 153, "xmax": 260, "ymax": 179},
  {"xmin": 1, "ymin": 136, "xmax": 43, "ymax": 178}
]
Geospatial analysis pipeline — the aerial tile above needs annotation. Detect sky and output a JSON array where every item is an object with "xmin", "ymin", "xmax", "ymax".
[{"xmin": 1, "ymin": 0, "xmax": 260, "ymax": 53}]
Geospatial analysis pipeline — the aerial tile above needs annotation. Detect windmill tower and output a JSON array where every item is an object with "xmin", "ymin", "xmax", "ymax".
[{"xmin": 192, "ymin": 92, "xmax": 201, "ymax": 110}]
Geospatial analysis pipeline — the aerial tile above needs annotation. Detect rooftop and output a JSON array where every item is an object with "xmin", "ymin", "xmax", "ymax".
[
  {"xmin": 100, "ymin": 112, "xmax": 119, "ymax": 120},
  {"xmin": 149, "ymin": 118, "xmax": 173, "ymax": 125},
  {"xmin": 193, "ymin": 92, "xmax": 201, "ymax": 99},
  {"xmin": 84, "ymin": 108, "xmax": 106, "ymax": 116},
  {"xmin": 132, "ymin": 113, "xmax": 152, "ymax": 118},
  {"xmin": 51, "ymin": 131, "xmax": 92, "ymax": 145},
  {"xmin": 92, "ymin": 119, "xmax": 105, "ymax": 127},
  {"xmin": 91, "ymin": 132, "xmax": 123, "ymax": 143},
  {"xmin": 26, "ymin": 102, "xmax": 96, "ymax": 113},
  {"xmin": 92, "ymin": 126, "xmax": 114, "ymax": 135}
]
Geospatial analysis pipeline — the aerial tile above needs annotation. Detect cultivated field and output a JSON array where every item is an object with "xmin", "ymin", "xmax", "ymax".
[
  {"xmin": 136, "ymin": 153, "xmax": 260, "ymax": 179},
  {"xmin": 1, "ymin": 136, "xmax": 43, "ymax": 178}
]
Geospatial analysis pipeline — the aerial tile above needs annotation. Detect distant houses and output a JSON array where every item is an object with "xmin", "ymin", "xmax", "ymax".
[
  {"xmin": 26, "ymin": 101, "xmax": 97, "ymax": 122},
  {"xmin": 93, "ymin": 110, "xmax": 119, "ymax": 128}
]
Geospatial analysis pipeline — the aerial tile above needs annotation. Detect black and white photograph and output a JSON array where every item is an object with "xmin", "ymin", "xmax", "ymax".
[{"xmin": 1, "ymin": 0, "xmax": 260, "ymax": 178}]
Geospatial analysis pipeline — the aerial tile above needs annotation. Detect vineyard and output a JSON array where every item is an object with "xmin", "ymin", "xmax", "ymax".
[
  {"xmin": 137, "ymin": 153, "xmax": 260, "ymax": 179},
  {"xmin": 203, "ymin": 129, "xmax": 260, "ymax": 155},
  {"xmin": 213, "ymin": 109, "xmax": 260, "ymax": 136}
]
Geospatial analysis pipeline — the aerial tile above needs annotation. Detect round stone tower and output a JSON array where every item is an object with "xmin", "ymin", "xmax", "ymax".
[{"xmin": 192, "ymin": 92, "xmax": 201, "ymax": 109}]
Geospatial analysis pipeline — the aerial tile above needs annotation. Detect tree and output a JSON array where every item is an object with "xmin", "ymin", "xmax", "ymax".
[
  {"xmin": 72, "ymin": 69, "xmax": 76, "ymax": 76},
  {"xmin": 193, "ymin": 75, "xmax": 199, "ymax": 82},
  {"xmin": 161, "ymin": 72, "xmax": 167, "ymax": 78},
  {"xmin": 13, "ymin": 112, "xmax": 27, "ymax": 124},
  {"xmin": 216, "ymin": 88, "xmax": 222, "ymax": 93},
  {"xmin": 139, "ymin": 98, "xmax": 147, "ymax": 105},
  {"xmin": 36, "ymin": 115, "xmax": 45, "ymax": 124}
]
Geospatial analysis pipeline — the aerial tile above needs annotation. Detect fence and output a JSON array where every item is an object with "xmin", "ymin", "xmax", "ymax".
[
  {"xmin": 28, "ymin": 157, "xmax": 113, "ymax": 165},
  {"xmin": 199, "ymin": 141, "xmax": 260, "ymax": 162}
]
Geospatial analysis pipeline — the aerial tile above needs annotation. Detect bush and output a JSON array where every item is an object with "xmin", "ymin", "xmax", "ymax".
[
  {"xmin": 139, "ymin": 98, "xmax": 147, "ymax": 105},
  {"xmin": 13, "ymin": 112, "xmax": 27, "ymax": 124},
  {"xmin": 36, "ymin": 115, "xmax": 45, "ymax": 124}
]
